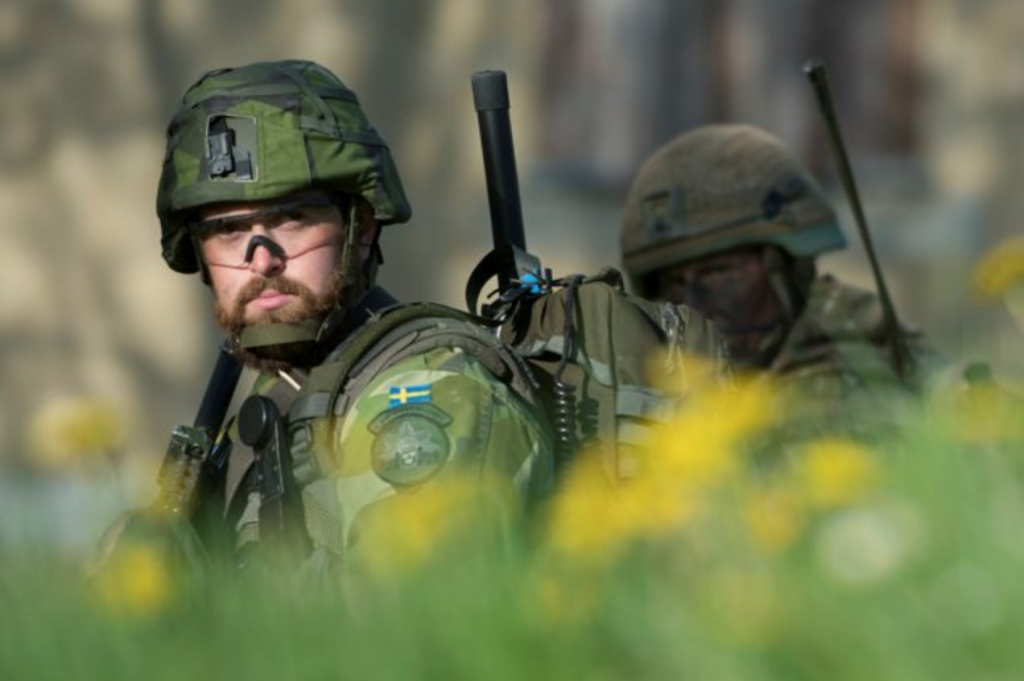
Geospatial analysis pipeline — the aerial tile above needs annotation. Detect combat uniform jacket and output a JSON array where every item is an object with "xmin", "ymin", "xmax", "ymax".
[
  {"xmin": 220, "ymin": 287, "xmax": 554, "ymax": 578},
  {"xmin": 768, "ymin": 276, "xmax": 927, "ymax": 392},
  {"xmin": 758, "ymin": 274, "xmax": 939, "ymax": 441}
]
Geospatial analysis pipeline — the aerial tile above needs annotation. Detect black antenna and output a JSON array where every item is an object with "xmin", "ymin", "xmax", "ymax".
[{"xmin": 804, "ymin": 58, "xmax": 913, "ymax": 379}]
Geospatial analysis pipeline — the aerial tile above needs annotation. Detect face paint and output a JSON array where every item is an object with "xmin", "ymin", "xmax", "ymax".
[{"xmin": 656, "ymin": 248, "xmax": 787, "ymax": 366}]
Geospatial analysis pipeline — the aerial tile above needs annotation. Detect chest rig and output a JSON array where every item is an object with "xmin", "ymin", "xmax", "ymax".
[{"xmin": 230, "ymin": 301, "xmax": 538, "ymax": 568}]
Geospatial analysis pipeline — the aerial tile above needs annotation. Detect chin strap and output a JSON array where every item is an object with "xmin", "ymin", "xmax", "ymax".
[
  {"xmin": 239, "ymin": 319, "xmax": 323, "ymax": 349},
  {"xmin": 762, "ymin": 247, "xmax": 801, "ymax": 322},
  {"xmin": 714, "ymin": 247, "xmax": 807, "ymax": 369}
]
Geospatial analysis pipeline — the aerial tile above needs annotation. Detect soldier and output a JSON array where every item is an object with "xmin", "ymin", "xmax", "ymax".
[
  {"xmin": 104, "ymin": 59, "xmax": 553, "ymax": 582},
  {"xmin": 621, "ymin": 123, "xmax": 934, "ymax": 407}
]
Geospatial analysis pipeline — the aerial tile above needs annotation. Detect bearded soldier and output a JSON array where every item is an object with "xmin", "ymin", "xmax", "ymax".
[
  {"xmin": 100, "ymin": 60, "xmax": 553, "ymax": 581},
  {"xmin": 621, "ymin": 124, "xmax": 936, "ymax": 407}
]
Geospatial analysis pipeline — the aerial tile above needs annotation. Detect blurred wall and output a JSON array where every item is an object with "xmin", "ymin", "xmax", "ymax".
[
  {"xmin": 3, "ymin": 0, "xmax": 1024, "ymax": 529},
  {"xmin": 0, "ymin": 0, "xmax": 547, "ymax": 486}
]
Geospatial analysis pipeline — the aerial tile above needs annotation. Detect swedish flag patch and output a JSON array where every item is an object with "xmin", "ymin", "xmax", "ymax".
[{"xmin": 389, "ymin": 384, "xmax": 432, "ymax": 408}]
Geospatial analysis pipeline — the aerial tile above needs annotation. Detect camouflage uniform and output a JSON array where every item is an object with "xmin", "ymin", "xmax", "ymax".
[
  {"xmin": 221, "ymin": 288, "xmax": 553, "ymax": 575},
  {"xmin": 121, "ymin": 60, "xmax": 553, "ymax": 578},
  {"xmin": 621, "ymin": 124, "xmax": 934, "ymax": 413},
  {"xmin": 768, "ymin": 275, "xmax": 929, "ymax": 398}
]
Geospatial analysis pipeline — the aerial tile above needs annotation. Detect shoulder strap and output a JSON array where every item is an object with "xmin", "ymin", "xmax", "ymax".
[
  {"xmin": 286, "ymin": 302, "xmax": 538, "ymax": 483},
  {"xmin": 302, "ymin": 302, "xmax": 472, "ymax": 395}
]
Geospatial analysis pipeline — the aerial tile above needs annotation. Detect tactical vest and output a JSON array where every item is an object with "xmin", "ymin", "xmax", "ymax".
[
  {"xmin": 227, "ymin": 276, "xmax": 729, "ymax": 567},
  {"xmin": 227, "ymin": 302, "xmax": 537, "ymax": 567},
  {"xmin": 496, "ymin": 271, "xmax": 730, "ymax": 480}
]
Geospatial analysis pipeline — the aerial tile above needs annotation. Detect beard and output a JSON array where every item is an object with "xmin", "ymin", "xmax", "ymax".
[{"xmin": 214, "ymin": 267, "xmax": 347, "ymax": 373}]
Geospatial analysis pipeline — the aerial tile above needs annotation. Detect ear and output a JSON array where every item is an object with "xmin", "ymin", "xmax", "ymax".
[
  {"xmin": 353, "ymin": 200, "xmax": 381, "ymax": 264},
  {"xmin": 357, "ymin": 213, "xmax": 381, "ymax": 247}
]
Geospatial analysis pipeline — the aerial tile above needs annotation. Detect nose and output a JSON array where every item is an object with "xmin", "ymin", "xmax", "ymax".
[{"xmin": 245, "ymin": 233, "xmax": 287, "ymax": 276}]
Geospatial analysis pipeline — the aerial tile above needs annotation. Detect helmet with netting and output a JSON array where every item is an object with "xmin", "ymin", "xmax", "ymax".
[
  {"xmin": 156, "ymin": 59, "xmax": 411, "ymax": 274},
  {"xmin": 621, "ymin": 124, "xmax": 845, "ymax": 292}
]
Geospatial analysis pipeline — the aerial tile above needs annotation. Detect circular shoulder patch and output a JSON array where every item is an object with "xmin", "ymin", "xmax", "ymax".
[{"xmin": 369, "ymin": 404, "xmax": 452, "ymax": 487}]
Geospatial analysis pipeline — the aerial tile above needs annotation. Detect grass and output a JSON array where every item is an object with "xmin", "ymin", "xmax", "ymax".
[{"xmin": 3, "ymin": 376, "xmax": 1024, "ymax": 681}]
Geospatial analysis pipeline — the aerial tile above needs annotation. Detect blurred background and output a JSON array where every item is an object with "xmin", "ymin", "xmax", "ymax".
[{"xmin": 3, "ymin": 0, "xmax": 1024, "ymax": 556}]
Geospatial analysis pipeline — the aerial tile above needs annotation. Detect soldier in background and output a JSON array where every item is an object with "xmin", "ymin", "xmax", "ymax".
[{"xmin": 620, "ymin": 123, "xmax": 936, "ymax": 406}]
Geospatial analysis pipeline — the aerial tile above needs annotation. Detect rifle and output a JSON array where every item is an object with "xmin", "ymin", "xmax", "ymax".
[
  {"xmin": 804, "ymin": 58, "xmax": 914, "ymax": 380},
  {"xmin": 154, "ymin": 341, "xmax": 242, "ymax": 524},
  {"xmin": 236, "ymin": 392, "xmax": 307, "ymax": 565}
]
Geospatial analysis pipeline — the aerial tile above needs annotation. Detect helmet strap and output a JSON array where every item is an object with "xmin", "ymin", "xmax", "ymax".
[
  {"xmin": 189, "ymin": 232, "xmax": 213, "ymax": 286},
  {"xmin": 282, "ymin": 198, "xmax": 379, "ymax": 355},
  {"xmin": 724, "ymin": 247, "xmax": 791, "ymax": 369},
  {"xmin": 338, "ymin": 199, "xmax": 371, "ymax": 301},
  {"xmin": 761, "ymin": 246, "xmax": 814, "ymax": 323},
  {"xmin": 743, "ymin": 247, "xmax": 816, "ymax": 367}
]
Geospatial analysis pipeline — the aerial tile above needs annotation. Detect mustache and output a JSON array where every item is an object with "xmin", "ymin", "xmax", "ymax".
[
  {"xmin": 237, "ymin": 275, "xmax": 310, "ymax": 307},
  {"xmin": 215, "ymin": 275, "xmax": 321, "ymax": 333},
  {"xmin": 212, "ymin": 264, "xmax": 355, "ymax": 372}
]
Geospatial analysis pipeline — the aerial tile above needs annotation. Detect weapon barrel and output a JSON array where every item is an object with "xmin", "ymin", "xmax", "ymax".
[
  {"xmin": 472, "ymin": 70, "xmax": 527, "ymax": 266},
  {"xmin": 193, "ymin": 341, "xmax": 243, "ymax": 434}
]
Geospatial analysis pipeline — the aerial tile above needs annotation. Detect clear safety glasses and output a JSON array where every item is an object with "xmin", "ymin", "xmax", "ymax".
[{"xmin": 191, "ymin": 194, "xmax": 339, "ymax": 268}]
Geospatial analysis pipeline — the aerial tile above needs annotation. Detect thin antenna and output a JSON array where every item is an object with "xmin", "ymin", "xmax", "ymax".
[{"xmin": 804, "ymin": 58, "xmax": 913, "ymax": 379}]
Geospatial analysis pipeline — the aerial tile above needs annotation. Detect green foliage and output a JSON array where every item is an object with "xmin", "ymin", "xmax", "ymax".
[{"xmin": 3, "ymin": 388, "xmax": 1024, "ymax": 681}]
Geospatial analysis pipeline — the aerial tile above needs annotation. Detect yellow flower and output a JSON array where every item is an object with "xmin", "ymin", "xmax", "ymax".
[
  {"xmin": 357, "ymin": 477, "xmax": 500, "ymax": 577},
  {"xmin": 93, "ymin": 543, "xmax": 174, "ymax": 617},
  {"xmin": 971, "ymin": 237, "xmax": 1024, "ymax": 300},
  {"xmin": 542, "ymin": 456, "xmax": 696, "ymax": 566},
  {"xmin": 28, "ymin": 397, "xmax": 125, "ymax": 470},
  {"xmin": 800, "ymin": 438, "xmax": 880, "ymax": 508},
  {"xmin": 656, "ymin": 376, "xmax": 778, "ymax": 483},
  {"xmin": 542, "ymin": 377, "xmax": 780, "ymax": 567},
  {"xmin": 542, "ymin": 460, "xmax": 618, "ymax": 562}
]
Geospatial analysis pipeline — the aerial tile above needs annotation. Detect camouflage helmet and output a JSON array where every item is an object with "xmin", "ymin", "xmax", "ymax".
[
  {"xmin": 157, "ymin": 59, "xmax": 412, "ymax": 274},
  {"xmin": 621, "ymin": 124, "xmax": 845, "ymax": 289}
]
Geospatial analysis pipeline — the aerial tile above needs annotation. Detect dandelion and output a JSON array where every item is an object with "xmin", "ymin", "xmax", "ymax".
[
  {"xmin": 543, "ymin": 457, "xmax": 694, "ymax": 566},
  {"xmin": 543, "ymin": 377, "xmax": 780, "ymax": 567},
  {"xmin": 657, "ymin": 376, "xmax": 779, "ymax": 481},
  {"xmin": 92, "ymin": 542, "xmax": 174, "ymax": 617},
  {"xmin": 800, "ymin": 437, "xmax": 880, "ymax": 508},
  {"xmin": 28, "ymin": 397, "xmax": 125, "ymax": 471},
  {"xmin": 971, "ymin": 236, "xmax": 1024, "ymax": 301},
  {"xmin": 542, "ymin": 459, "xmax": 619, "ymax": 561},
  {"xmin": 356, "ymin": 476, "xmax": 501, "ymax": 577}
]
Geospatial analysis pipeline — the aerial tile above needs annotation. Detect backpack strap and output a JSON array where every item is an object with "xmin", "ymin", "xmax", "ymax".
[
  {"xmin": 276, "ymin": 301, "xmax": 540, "ymax": 566},
  {"xmin": 286, "ymin": 301, "xmax": 538, "ymax": 486},
  {"xmin": 464, "ymin": 244, "xmax": 544, "ymax": 317},
  {"xmin": 498, "ymin": 276, "xmax": 732, "ymax": 481}
]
